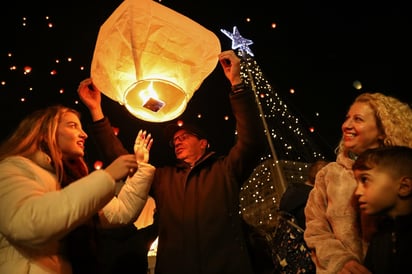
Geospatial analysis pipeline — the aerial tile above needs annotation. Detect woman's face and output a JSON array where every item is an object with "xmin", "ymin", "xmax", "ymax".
[
  {"xmin": 341, "ymin": 102, "xmax": 383, "ymax": 155},
  {"xmin": 57, "ymin": 112, "xmax": 88, "ymax": 159}
]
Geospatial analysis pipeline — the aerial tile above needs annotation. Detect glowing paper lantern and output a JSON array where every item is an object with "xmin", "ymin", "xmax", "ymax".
[{"xmin": 91, "ymin": 0, "xmax": 221, "ymax": 122}]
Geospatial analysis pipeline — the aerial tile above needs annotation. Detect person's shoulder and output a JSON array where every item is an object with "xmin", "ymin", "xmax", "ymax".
[
  {"xmin": 316, "ymin": 160, "xmax": 346, "ymax": 175},
  {"xmin": 299, "ymin": 183, "xmax": 314, "ymax": 190},
  {"xmin": 0, "ymin": 155, "xmax": 56, "ymax": 188},
  {"xmin": 281, "ymin": 183, "xmax": 310, "ymax": 199},
  {"xmin": 289, "ymin": 182, "xmax": 313, "ymax": 193},
  {"xmin": 0, "ymin": 155, "xmax": 27, "ymax": 163},
  {"xmin": 0, "ymin": 156, "xmax": 35, "ymax": 171},
  {"xmin": 286, "ymin": 182, "xmax": 308, "ymax": 189}
]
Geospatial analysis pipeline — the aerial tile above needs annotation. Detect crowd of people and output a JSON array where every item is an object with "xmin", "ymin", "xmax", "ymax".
[{"xmin": 0, "ymin": 48, "xmax": 411, "ymax": 274}]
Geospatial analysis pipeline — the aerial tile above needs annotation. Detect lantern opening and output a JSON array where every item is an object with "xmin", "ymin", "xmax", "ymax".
[{"xmin": 124, "ymin": 79, "xmax": 188, "ymax": 122}]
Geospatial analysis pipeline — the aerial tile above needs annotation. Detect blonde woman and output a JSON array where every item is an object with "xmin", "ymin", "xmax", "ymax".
[
  {"xmin": 0, "ymin": 105, "xmax": 155, "ymax": 274},
  {"xmin": 304, "ymin": 93, "xmax": 412, "ymax": 274}
]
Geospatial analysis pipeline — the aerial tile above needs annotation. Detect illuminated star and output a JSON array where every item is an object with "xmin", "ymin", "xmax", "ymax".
[{"xmin": 220, "ymin": 26, "xmax": 254, "ymax": 56}]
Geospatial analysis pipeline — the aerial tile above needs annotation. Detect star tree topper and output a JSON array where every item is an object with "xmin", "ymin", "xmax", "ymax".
[{"xmin": 220, "ymin": 26, "xmax": 254, "ymax": 56}]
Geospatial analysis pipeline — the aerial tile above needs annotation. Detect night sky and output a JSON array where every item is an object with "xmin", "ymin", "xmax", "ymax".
[{"xmin": 1, "ymin": 0, "xmax": 411, "ymax": 166}]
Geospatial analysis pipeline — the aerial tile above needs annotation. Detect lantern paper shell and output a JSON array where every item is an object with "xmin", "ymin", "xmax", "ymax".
[{"xmin": 91, "ymin": 0, "xmax": 221, "ymax": 122}]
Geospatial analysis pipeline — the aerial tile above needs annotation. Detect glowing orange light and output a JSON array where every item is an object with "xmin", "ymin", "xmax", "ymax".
[
  {"xmin": 309, "ymin": 127, "xmax": 315, "ymax": 133},
  {"xmin": 138, "ymin": 81, "xmax": 165, "ymax": 111},
  {"xmin": 94, "ymin": 160, "xmax": 103, "ymax": 170},
  {"xmin": 24, "ymin": 66, "xmax": 32, "ymax": 74},
  {"xmin": 112, "ymin": 127, "xmax": 120, "ymax": 136}
]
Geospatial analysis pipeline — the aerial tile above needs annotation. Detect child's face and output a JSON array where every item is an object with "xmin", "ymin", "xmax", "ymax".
[{"xmin": 354, "ymin": 167, "xmax": 400, "ymax": 217}]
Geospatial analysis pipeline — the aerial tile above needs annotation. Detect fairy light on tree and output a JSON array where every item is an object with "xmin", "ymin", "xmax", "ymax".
[{"xmin": 221, "ymin": 26, "xmax": 327, "ymax": 229}]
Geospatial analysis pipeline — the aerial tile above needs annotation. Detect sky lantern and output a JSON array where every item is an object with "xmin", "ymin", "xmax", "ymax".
[
  {"xmin": 91, "ymin": 0, "xmax": 221, "ymax": 122},
  {"xmin": 94, "ymin": 160, "xmax": 103, "ymax": 170}
]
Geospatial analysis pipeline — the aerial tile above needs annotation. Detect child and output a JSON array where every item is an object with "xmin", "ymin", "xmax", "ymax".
[{"xmin": 353, "ymin": 145, "xmax": 412, "ymax": 274}]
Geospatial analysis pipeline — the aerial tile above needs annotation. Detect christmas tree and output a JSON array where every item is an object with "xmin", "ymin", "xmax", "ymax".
[{"xmin": 221, "ymin": 26, "xmax": 329, "ymax": 229}]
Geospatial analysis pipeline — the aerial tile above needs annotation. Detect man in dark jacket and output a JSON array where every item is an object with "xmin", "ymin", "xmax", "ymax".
[{"xmin": 78, "ymin": 50, "xmax": 266, "ymax": 274}]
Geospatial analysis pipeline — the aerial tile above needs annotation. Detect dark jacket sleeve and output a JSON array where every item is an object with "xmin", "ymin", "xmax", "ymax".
[
  {"xmin": 87, "ymin": 117, "xmax": 130, "ymax": 163},
  {"xmin": 226, "ymin": 87, "xmax": 266, "ymax": 184}
]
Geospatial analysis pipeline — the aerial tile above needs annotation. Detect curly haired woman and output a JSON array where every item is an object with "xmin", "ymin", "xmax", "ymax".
[{"xmin": 304, "ymin": 93, "xmax": 412, "ymax": 274}]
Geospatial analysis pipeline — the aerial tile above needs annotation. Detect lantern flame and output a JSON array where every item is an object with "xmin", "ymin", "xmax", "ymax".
[{"xmin": 140, "ymin": 81, "xmax": 166, "ymax": 112}]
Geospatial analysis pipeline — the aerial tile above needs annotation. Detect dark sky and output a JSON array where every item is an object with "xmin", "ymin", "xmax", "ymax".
[{"xmin": 1, "ymin": 0, "xmax": 411, "ymax": 165}]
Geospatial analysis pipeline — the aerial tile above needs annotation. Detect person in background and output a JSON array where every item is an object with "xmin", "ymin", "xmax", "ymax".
[
  {"xmin": 353, "ymin": 145, "xmax": 412, "ymax": 274},
  {"xmin": 78, "ymin": 49, "xmax": 266, "ymax": 274},
  {"xmin": 279, "ymin": 159, "xmax": 329, "ymax": 229},
  {"xmin": 0, "ymin": 105, "xmax": 155, "ymax": 274},
  {"xmin": 304, "ymin": 92, "xmax": 412, "ymax": 274},
  {"xmin": 270, "ymin": 160, "xmax": 329, "ymax": 274}
]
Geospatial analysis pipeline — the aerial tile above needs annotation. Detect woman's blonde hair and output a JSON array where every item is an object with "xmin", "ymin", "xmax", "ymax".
[
  {"xmin": 0, "ymin": 105, "xmax": 87, "ymax": 182},
  {"xmin": 336, "ymin": 92, "xmax": 412, "ymax": 157}
]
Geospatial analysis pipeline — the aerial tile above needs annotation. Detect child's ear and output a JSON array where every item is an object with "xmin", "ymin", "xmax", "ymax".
[{"xmin": 399, "ymin": 177, "xmax": 412, "ymax": 197}]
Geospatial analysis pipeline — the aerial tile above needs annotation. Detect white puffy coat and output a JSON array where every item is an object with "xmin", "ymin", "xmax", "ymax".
[{"xmin": 0, "ymin": 151, "xmax": 155, "ymax": 274}]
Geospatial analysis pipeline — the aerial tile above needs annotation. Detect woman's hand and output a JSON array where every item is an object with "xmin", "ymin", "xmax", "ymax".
[
  {"xmin": 134, "ymin": 130, "xmax": 153, "ymax": 163},
  {"xmin": 105, "ymin": 154, "xmax": 138, "ymax": 181}
]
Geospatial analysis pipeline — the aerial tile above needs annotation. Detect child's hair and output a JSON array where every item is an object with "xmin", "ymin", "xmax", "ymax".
[{"xmin": 352, "ymin": 146, "xmax": 412, "ymax": 179}]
